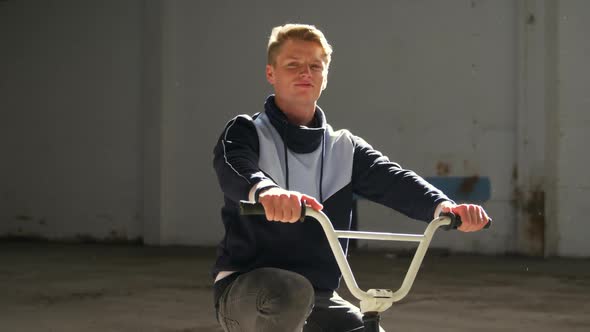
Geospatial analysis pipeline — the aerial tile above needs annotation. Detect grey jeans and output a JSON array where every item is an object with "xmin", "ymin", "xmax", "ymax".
[{"xmin": 215, "ymin": 267, "xmax": 385, "ymax": 332}]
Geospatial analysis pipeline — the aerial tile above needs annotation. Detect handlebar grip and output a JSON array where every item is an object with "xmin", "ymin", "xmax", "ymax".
[
  {"xmin": 239, "ymin": 200, "xmax": 307, "ymax": 222},
  {"xmin": 239, "ymin": 201, "xmax": 265, "ymax": 215},
  {"xmin": 440, "ymin": 212, "xmax": 492, "ymax": 230}
]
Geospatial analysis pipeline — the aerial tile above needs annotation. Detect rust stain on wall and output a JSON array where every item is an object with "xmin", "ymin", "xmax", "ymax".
[
  {"xmin": 459, "ymin": 175, "xmax": 480, "ymax": 194},
  {"xmin": 512, "ymin": 165, "xmax": 518, "ymax": 182},
  {"xmin": 436, "ymin": 161, "xmax": 451, "ymax": 176},
  {"xmin": 513, "ymin": 185, "xmax": 545, "ymax": 256},
  {"xmin": 524, "ymin": 189, "xmax": 545, "ymax": 255}
]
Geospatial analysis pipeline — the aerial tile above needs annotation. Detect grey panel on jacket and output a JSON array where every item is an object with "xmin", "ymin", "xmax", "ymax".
[{"xmin": 253, "ymin": 112, "xmax": 353, "ymax": 202}]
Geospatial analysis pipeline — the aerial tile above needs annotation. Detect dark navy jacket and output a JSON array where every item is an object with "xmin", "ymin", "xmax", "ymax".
[{"xmin": 212, "ymin": 95, "xmax": 450, "ymax": 291}]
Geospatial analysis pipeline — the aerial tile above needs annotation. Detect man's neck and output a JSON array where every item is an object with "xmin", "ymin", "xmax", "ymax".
[{"xmin": 274, "ymin": 98, "xmax": 316, "ymax": 126}]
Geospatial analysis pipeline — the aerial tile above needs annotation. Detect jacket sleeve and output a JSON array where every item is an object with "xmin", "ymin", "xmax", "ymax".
[
  {"xmin": 351, "ymin": 135, "xmax": 452, "ymax": 222},
  {"xmin": 213, "ymin": 115, "xmax": 278, "ymax": 203}
]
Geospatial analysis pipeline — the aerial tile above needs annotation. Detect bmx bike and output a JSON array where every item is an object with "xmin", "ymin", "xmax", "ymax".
[{"xmin": 239, "ymin": 201, "xmax": 491, "ymax": 332}]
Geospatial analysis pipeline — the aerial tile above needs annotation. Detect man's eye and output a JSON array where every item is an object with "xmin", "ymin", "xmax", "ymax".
[
  {"xmin": 287, "ymin": 63, "xmax": 299, "ymax": 68},
  {"xmin": 311, "ymin": 65, "xmax": 323, "ymax": 71}
]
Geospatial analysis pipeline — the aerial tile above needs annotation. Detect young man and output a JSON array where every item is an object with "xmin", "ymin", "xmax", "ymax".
[{"xmin": 212, "ymin": 24, "xmax": 490, "ymax": 332}]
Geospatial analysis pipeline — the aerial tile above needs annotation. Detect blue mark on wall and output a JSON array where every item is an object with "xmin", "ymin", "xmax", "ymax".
[
  {"xmin": 425, "ymin": 176, "xmax": 491, "ymax": 203},
  {"xmin": 352, "ymin": 176, "xmax": 491, "ymax": 203}
]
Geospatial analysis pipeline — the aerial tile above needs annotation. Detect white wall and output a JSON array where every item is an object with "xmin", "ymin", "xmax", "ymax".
[{"xmin": 1, "ymin": 0, "xmax": 589, "ymax": 256}]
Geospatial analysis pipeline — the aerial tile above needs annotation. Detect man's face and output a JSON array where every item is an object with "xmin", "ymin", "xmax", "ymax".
[{"xmin": 266, "ymin": 39, "xmax": 328, "ymax": 109}]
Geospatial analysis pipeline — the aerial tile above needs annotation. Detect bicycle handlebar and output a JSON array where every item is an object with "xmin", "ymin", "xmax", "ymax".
[
  {"xmin": 238, "ymin": 200, "xmax": 491, "ymax": 309},
  {"xmin": 240, "ymin": 201, "xmax": 491, "ymax": 230}
]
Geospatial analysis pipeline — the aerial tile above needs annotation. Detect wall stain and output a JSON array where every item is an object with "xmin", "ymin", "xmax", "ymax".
[
  {"xmin": 527, "ymin": 14, "xmax": 536, "ymax": 25},
  {"xmin": 436, "ymin": 161, "xmax": 451, "ymax": 176},
  {"xmin": 459, "ymin": 175, "xmax": 480, "ymax": 194},
  {"xmin": 1, "ymin": 229, "xmax": 46, "ymax": 242},
  {"xmin": 513, "ymin": 185, "xmax": 545, "ymax": 256},
  {"xmin": 75, "ymin": 232, "xmax": 143, "ymax": 245},
  {"xmin": 512, "ymin": 164, "xmax": 518, "ymax": 182},
  {"xmin": 1, "ymin": 234, "xmax": 142, "ymax": 245},
  {"xmin": 524, "ymin": 189, "xmax": 545, "ymax": 255}
]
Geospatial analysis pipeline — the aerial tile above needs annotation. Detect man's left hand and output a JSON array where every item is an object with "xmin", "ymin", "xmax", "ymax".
[{"xmin": 441, "ymin": 203, "xmax": 491, "ymax": 232}]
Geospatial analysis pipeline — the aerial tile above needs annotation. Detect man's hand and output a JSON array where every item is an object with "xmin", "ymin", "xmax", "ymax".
[
  {"xmin": 440, "ymin": 202, "xmax": 491, "ymax": 232},
  {"xmin": 258, "ymin": 187, "xmax": 323, "ymax": 223}
]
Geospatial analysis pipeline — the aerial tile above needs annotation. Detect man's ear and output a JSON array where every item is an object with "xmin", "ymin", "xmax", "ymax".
[{"xmin": 266, "ymin": 64, "xmax": 275, "ymax": 85}]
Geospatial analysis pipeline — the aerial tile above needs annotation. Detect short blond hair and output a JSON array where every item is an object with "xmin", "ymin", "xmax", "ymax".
[{"xmin": 267, "ymin": 24, "xmax": 333, "ymax": 67}]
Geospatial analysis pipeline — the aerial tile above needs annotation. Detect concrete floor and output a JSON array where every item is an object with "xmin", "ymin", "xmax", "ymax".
[{"xmin": 1, "ymin": 241, "xmax": 589, "ymax": 332}]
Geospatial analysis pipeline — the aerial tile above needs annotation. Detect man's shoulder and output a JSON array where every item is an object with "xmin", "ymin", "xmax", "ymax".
[
  {"xmin": 219, "ymin": 113, "xmax": 264, "ymax": 141},
  {"xmin": 226, "ymin": 113, "xmax": 258, "ymax": 123},
  {"xmin": 327, "ymin": 125, "xmax": 358, "ymax": 143},
  {"xmin": 327, "ymin": 125, "xmax": 352, "ymax": 137},
  {"xmin": 326, "ymin": 126, "xmax": 374, "ymax": 150},
  {"xmin": 222, "ymin": 113, "xmax": 262, "ymax": 129}
]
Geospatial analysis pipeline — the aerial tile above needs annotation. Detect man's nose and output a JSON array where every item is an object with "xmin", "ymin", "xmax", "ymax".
[{"xmin": 299, "ymin": 64, "xmax": 312, "ymax": 75}]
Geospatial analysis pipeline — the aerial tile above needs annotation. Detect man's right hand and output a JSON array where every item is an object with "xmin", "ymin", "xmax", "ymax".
[{"xmin": 258, "ymin": 187, "xmax": 323, "ymax": 223}]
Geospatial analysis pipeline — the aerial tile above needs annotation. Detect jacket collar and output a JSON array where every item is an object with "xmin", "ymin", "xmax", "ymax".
[{"xmin": 264, "ymin": 95, "xmax": 326, "ymax": 154}]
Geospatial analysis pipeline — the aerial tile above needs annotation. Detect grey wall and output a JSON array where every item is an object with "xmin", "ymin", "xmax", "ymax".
[
  {"xmin": 150, "ymin": 0, "xmax": 519, "ymax": 252},
  {"xmin": 1, "ymin": 0, "xmax": 588, "ymax": 256},
  {"xmin": 554, "ymin": 0, "xmax": 590, "ymax": 256},
  {"xmin": 0, "ymin": 0, "xmax": 143, "ymax": 241},
  {"xmin": 354, "ymin": 0, "xmax": 517, "ymax": 254}
]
